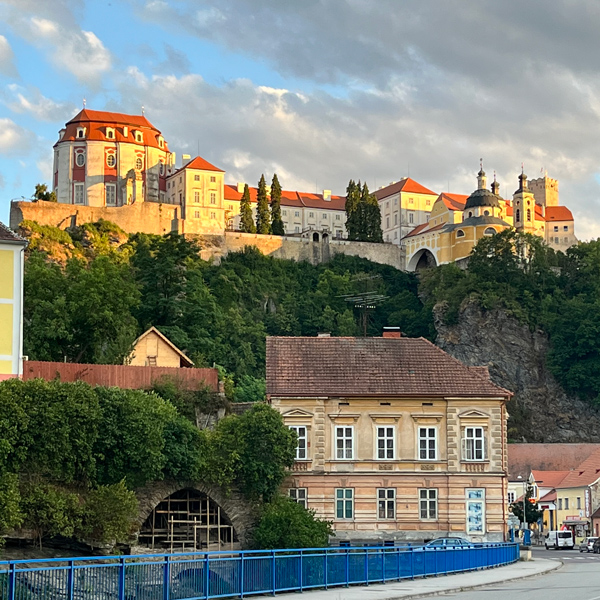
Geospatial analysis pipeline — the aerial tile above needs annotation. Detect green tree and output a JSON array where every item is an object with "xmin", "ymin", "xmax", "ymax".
[
  {"xmin": 256, "ymin": 174, "xmax": 271, "ymax": 234},
  {"xmin": 239, "ymin": 184, "xmax": 256, "ymax": 233},
  {"xmin": 509, "ymin": 485, "xmax": 543, "ymax": 526},
  {"xmin": 270, "ymin": 174, "xmax": 285, "ymax": 235},
  {"xmin": 363, "ymin": 183, "xmax": 383, "ymax": 243},
  {"xmin": 252, "ymin": 496, "xmax": 333, "ymax": 549},
  {"xmin": 233, "ymin": 375, "xmax": 266, "ymax": 403},
  {"xmin": 345, "ymin": 179, "xmax": 361, "ymax": 240},
  {"xmin": 21, "ymin": 482, "xmax": 81, "ymax": 548},
  {"xmin": 0, "ymin": 473, "xmax": 23, "ymax": 545},
  {"xmin": 80, "ymin": 481, "xmax": 138, "ymax": 544},
  {"xmin": 33, "ymin": 183, "xmax": 56, "ymax": 202}
]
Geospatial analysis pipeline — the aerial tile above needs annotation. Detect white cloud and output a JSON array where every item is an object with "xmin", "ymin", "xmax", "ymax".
[
  {"xmin": 0, "ymin": 35, "xmax": 17, "ymax": 77},
  {"xmin": 5, "ymin": 85, "xmax": 76, "ymax": 122},
  {"xmin": 0, "ymin": 119, "xmax": 32, "ymax": 155},
  {"xmin": 25, "ymin": 17, "xmax": 111, "ymax": 84}
]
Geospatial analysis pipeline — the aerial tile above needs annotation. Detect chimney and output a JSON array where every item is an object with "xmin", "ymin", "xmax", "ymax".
[
  {"xmin": 382, "ymin": 327, "xmax": 402, "ymax": 339},
  {"xmin": 237, "ymin": 182, "xmax": 245, "ymax": 193},
  {"xmin": 317, "ymin": 332, "xmax": 331, "ymax": 337},
  {"xmin": 182, "ymin": 154, "xmax": 192, "ymax": 167},
  {"xmin": 323, "ymin": 189, "xmax": 331, "ymax": 201}
]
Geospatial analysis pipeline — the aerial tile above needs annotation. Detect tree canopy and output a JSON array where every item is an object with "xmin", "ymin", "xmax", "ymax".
[
  {"xmin": 270, "ymin": 174, "xmax": 285, "ymax": 236},
  {"xmin": 256, "ymin": 174, "xmax": 271, "ymax": 234}
]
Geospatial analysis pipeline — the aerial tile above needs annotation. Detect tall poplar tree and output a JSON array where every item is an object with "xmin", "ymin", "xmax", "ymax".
[
  {"xmin": 270, "ymin": 174, "xmax": 285, "ymax": 236},
  {"xmin": 345, "ymin": 179, "xmax": 361, "ymax": 240},
  {"xmin": 361, "ymin": 182, "xmax": 383, "ymax": 243},
  {"xmin": 256, "ymin": 175, "xmax": 271, "ymax": 234},
  {"xmin": 239, "ymin": 184, "xmax": 256, "ymax": 233}
]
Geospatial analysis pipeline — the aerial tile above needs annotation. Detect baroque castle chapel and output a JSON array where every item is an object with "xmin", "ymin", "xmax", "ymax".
[{"xmin": 10, "ymin": 109, "xmax": 576, "ymax": 271}]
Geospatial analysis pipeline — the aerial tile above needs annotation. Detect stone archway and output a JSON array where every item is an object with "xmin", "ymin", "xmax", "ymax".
[
  {"xmin": 312, "ymin": 232, "xmax": 320, "ymax": 242},
  {"xmin": 135, "ymin": 480, "xmax": 255, "ymax": 550},
  {"xmin": 407, "ymin": 248, "xmax": 438, "ymax": 272}
]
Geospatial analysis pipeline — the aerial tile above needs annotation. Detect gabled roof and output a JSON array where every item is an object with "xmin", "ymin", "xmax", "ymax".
[
  {"xmin": 266, "ymin": 335, "xmax": 512, "ymax": 398},
  {"xmin": 508, "ymin": 444, "xmax": 600, "ymax": 480},
  {"xmin": 176, "ymin": 156, "xmax": 224, "ymax": 173},
  {"xmin": 373, "ymin": 178, "xmax": 437, "ymax": 200},
  {"xmin": 545, "ymin": 206, "xmax": 574, "ymax": 222},
  {"xmin": 224, "ymin": 184, "xmax": 346, "ymax": 211},
  {"xmin": 131, "ymin": 327, "xmax": 194, "ymax": 367},
  {"xmin": 0, "ymin": 221, "xmax": 27, "ymax": 245},
  {"xmin": 531, "ymin": 470, "xmax": 570, "ymax": 488},
  {"xmin": 439, "ymin": 193, "xmax": 467, "ymax": 211},
  {"xmin": 556, "ymin": 447, "xmax": 600, "ymax": 489},
  {"xmin": 403, "ymin": 222, "xmax": 445, "ymax": 239}
]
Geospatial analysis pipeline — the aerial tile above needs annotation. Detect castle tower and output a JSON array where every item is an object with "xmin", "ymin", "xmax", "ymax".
[
  {"xmin": 528, "ymin": 174, "xmax": 559, "ymax": 208},
  {"xmin": 512, "ymin": 169, "xmax": 536, "ymax": 233}
]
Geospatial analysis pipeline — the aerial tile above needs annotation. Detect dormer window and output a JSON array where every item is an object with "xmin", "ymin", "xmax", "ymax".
[
  {"xmin": 158, "ymin": 136, "xmax": 164, "ymax": 149},
  {"xmin": 134, "ymin": 131, "xmax": 143, "ymax": 143},
  {"xmin": 76, "ymin": 127, "xmax": 86, "ymax": 139},
  {"xmin": 106, "ymin": 127, "xmax": 115, "ymax": 139}
]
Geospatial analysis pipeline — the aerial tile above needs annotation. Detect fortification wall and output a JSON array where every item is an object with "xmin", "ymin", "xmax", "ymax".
[
  {"xmin": 10, "ymin": 200, "xmax": 179, "ymax": 236},
  {"xmin": 10, "ymin": 201, "xmax": 405, "ymax": 270}
]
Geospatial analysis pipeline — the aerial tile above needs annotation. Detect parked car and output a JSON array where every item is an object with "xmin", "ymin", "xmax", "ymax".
[
  {"xmin": 593, "ymin": 538, "xmax": 600, "ymax": 554},
  {"xmin": 544, "ymin": 530, "xmax": 574, "ymax": 550},
  {"xmin": 424, "ymin": 537, "xmax": 475, "ymax": 549},
  {"xmin": 579, "ymin": 537, "xmax": 598, "ymax": 552}
]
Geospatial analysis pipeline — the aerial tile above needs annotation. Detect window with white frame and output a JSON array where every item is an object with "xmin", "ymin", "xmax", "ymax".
[
  {"xmin": 376, "ymin": 426, "xmax": 394, "ymax": 460},
  {"xmin": 74, "ymin": 183, "xmax": 85, "ymax": 205},
  {"xmin": 335, "ymin": 488, "xmax": 353, "ymax": 519},
  {"xmin": 194, "ymin": 191, "xmax": 200, "ymax": 203},
  {"xmin": 409, "ymin": 212, "xmax": 414, "ymax": 223},
  {"xmin": 135, "ymin": 131, "xmax": 143, "ymax": 143},
  {"xmin": 76, "ymin": 127, "xmax": 86, "ymax": 138},
  {"xmin": 295, "ymin": 211, "xmax": 300, "ymax": 217},
  {"xmin": 106, "ymin": 154, "xmax": 116, "ymax": 168},
  {"xmin": 210, "ymin": 192, "xmax": 216, "ymax": 205},
  {"xmin": 564, "ymin": 497, "xmax": 569, "ymax": 510},
  {"xmin": 106, "ymin": 128, "xmax": 115, "ymax": 139},
  {"xmin": 75, "ymin": 152, "xmax": 86, "ymax": 167},
  {"xmin": 462, "ymin": 426, "xmax": 485, "ymax": 461},
  {"xmin": 335, "ymin": 214, "xmax": 340, "ymax": 220},
  {"xmin": 466, "ymin": 489, "xmax": 485, "ymax": 534},
  {"xmin": 105, "ymin": 183, "xmax": 116, "ymax": 206},
  {"xmin": 335, "ymin": 426, "xmax": 353, "ymax": 460},
  {"xmin": 418, "ymin": 427, "xmax": 437, "ymax": 460},
  {"xmin": 507, "ymin": 491, "xmax": 516, "ymax": 503},
  {"xmin": 289, "ymin": 425, "xmax": 307, "ymax": 460},
  {"xmin": 283, "ymin": 210, "xmax": 287, "ymax": 216},
  {"xmin": 289, "ymin": 488, "xmax": 307, "ymax": 508},
  {"xmin": 378, "ymin": 488, "xmax": 395, "ymax": 519},
  {"xmin": 419, "ymin": 489, "xmax": 437, "ymax": 520},
  {"xmin": 309, "ymin": 212, "xmax": 314, "ymax": 218}
]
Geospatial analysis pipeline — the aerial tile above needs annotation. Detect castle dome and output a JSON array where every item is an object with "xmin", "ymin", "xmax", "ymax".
[{"xmin": 464, "ymin": 187, "xmax": 501, "ymax": 210}]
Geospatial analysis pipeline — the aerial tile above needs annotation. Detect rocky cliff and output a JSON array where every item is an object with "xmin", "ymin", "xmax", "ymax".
[{"xmin": 434, "ymin": 300, "xmax": 600, "ymax": 442}]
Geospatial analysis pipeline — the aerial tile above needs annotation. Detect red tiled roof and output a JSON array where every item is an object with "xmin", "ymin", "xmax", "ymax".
[
  {"xmin": 266, "ymin": 336, "xmax": 512, "ymax": 398},
  {"xmin": 403, "ymin": 222, "xmax": 446, "ymax": 239},
  {"xmin": 224, "ymin": 184, "xmax": 345, "ymax": 211},
  {"xmin": 504, "ymin": 200, "xmax": 513, "ymax": 217},
  {"xmin": 531, "ymin": 470, "xmax": 570, "ymax": 488},
  {"xmin": 0, "ymin": 221, "xmax": 27, "ymax": 245},
  {"xmin": 508, "ymin": 444, "xmax": 600, "ymax": 480},
  {"xmin": 373, "ymin": 178, "xmax": 437, "ymax": 200},
  {"xmin": 439, "ymin": 193, "xmax": 467, "ymax": 211},
  {"xmin": 539, "ymin": 490, "xmax": 557, "ymax": 502},
  {"xmin": 545, "ymin": 206, "xmax": 574, "ymax": 222},
  {"xmin": 57, "ymin": 109, "xmax": 169, "ymax": 151},
  {"xmin": 178, "ymin": 156, "xmax": 224, "ymax": 173},
  {"xmin": 556, "ymin": 447, "xmax": 600, "ymax": 489},
  {"xmin": 535, "ymin": 204, "xmax": 545, "ymax": 221}
]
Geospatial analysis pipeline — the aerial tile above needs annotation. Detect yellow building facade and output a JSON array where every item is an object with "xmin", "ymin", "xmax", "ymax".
[
  {"xmin": 0, "ymin": 222, "xmax": 27, "ymax": 380},
  {"xmin": 267, "ymin": 332, "xmax": 511, "ymax": 543},
  {"xmin": 127, "ymin": 327, "xmax": 194, "ymax": 368}
]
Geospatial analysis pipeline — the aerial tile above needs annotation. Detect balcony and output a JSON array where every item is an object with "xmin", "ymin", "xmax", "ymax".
[{"xmin": 292, "ymin": 461, "xmax": 311, "ymax": 472}]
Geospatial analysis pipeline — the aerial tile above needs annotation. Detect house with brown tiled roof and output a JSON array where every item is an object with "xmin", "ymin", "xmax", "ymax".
[{"xmin": 267, "ymin": 329, "xmax": 512, "ymax": 544}]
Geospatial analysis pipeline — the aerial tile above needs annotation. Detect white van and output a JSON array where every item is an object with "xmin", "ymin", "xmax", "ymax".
[{"xmin": 545, "ymin": 530, "xmax": 574, "ymax": 549}]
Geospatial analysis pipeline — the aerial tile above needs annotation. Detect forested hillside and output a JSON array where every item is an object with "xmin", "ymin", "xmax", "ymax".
[{"xmin": 22, "ymin": 221, "xmax": 432, "ymax": 391}]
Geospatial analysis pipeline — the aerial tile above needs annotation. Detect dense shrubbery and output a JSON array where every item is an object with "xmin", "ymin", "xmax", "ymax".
[
  {"xmin": 0, "ymin": 379, "xmax": 295, "ymax": 547},
  {"xmin": 420, "ymin": 229, "xmax": 600, "ymax": 406}
]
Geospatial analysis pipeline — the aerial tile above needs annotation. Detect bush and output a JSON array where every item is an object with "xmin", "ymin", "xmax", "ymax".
[{"xmin": 252, "ymin": 496, "xmax": 333, "ymax": 549}]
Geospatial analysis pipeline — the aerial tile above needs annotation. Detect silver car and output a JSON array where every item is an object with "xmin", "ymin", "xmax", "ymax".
[{"xmin": 580, "ymin": 537, "xmax": 598, "ymax": 552}]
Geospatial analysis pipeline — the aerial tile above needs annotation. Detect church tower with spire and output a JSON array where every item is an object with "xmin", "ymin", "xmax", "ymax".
[{"xmin": 512, "ymin": 168, "xmax": 536, "ymax": 233}]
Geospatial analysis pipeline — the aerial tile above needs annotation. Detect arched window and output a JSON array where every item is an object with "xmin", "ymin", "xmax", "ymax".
[
  {"xmin": 75, "ymin": 152, "xmax": 85, "ymax": 167},
  {"xmin": 468, "ymin": 211, "xmax": 473, "ymax": 218},
  {"xmin": 484, "ymin": 227, "xmax": 496, "ymax": 236},
  {"xmin": 527, "ymin": 209, "xmax": 531, "ymax": 221},
  {"xmin": 456, "ymin": 229, "xmax": 465, "ymax": 238},
  {"xmin": 515, "ymin": 209, "xmax": 520, "ymax": 222}
]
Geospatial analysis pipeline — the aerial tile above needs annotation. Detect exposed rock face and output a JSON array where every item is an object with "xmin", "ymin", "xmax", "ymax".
[{"xmin": 434, "ymin": 300, "xmax": 600, "ymax": 442}]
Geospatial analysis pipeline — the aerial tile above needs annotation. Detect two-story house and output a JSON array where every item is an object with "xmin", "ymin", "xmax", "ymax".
[{"xmin": 266, "ymin": 330, "xmax": 512, "ymax": 544}]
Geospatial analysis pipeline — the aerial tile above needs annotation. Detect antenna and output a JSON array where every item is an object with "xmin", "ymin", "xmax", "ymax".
[
  {"xmin": 339, "ymin": 274, "xmax": 388, "ymax": 337},
  {"xmin": 82, "ymin": 98, "xmax": 86, "ymax": 108},
  {"xmin": 141, "ymin": 105, "xmax": 145, "ymax": 115}
]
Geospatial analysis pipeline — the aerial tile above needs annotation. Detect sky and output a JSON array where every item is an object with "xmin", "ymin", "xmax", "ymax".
[{"xmin": 1, "ymin": 0, "xmax": 600, "ymax": 239}]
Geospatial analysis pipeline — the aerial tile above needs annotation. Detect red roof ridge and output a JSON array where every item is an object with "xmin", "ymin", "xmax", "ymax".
[{"xmin": 176, "ymin": 156, "xmax": 224, "ymax": 173}]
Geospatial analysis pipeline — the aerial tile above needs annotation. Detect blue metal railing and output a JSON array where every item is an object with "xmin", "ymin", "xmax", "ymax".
[{"xmin": 0, "ymin": 543, "xmax": 519, "ymax": 600}]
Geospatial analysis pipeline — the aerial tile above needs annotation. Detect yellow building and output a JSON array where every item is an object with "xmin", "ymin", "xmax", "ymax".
[
  {"xmin": 0, "ymin": 222, "xmax": 27, "ymax": 380},
  {"xmin": 405, "ymin": 169, "xmax": 576, "ymax": 271},
  {"xmin": 267, "ymin": 329, "xmax": 512, "ymax": 544},
  {"xmin": 127, "ymin": 327, "xmax": 194, "ymax": 368}
]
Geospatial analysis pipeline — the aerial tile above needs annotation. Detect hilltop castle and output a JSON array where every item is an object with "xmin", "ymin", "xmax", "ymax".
[{"xmin": 10, "ymin": 109, "xmax": 577, "ymax": 271}]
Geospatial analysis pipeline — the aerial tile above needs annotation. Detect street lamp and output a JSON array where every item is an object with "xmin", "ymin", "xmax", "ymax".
[{"xmin": 517, "ymin": 475, "xmax": 527, "ymax": 530}]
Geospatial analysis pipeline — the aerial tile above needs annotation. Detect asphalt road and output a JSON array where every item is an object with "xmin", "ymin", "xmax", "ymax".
[{"xmin": 442, "ymin": 547, "xmax": 600, "ymax": 599}]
